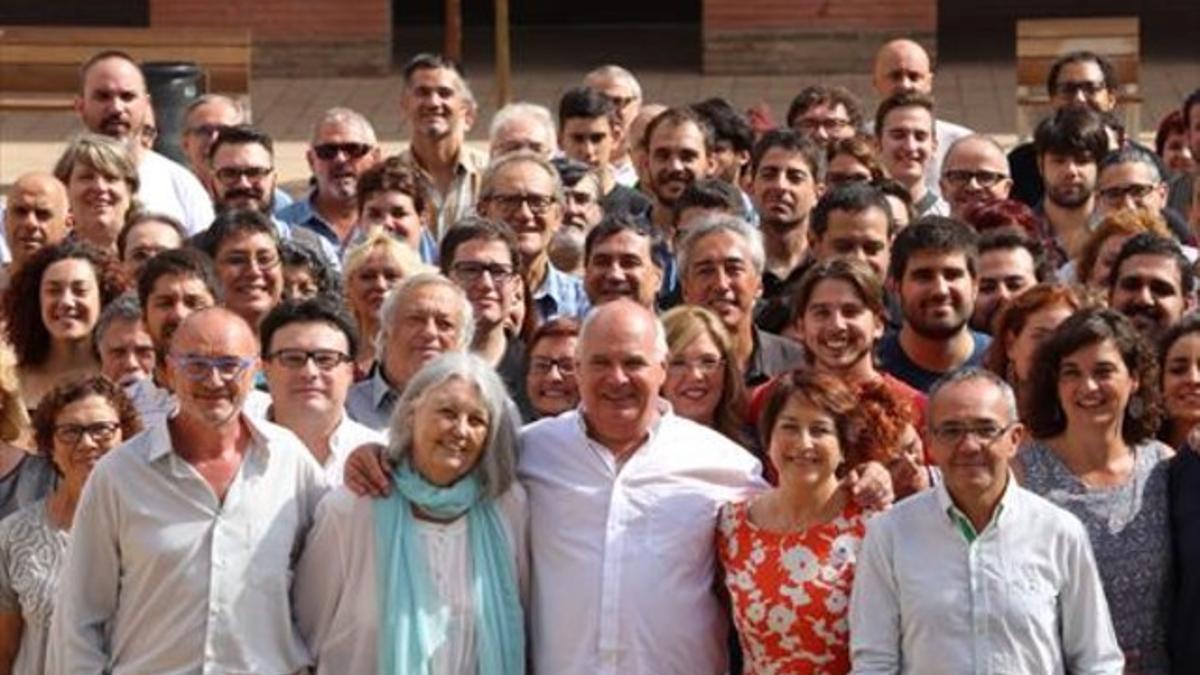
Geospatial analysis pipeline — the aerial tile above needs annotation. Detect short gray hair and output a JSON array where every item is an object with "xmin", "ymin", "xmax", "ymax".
[
  {"xmin": 584, "ymin": 64, "xmax": 643, "ymax": 101},
  {"xmin": 489, "ymin": 102, "xmax": 558, "ymax": 152},
  {"xmin": 942, "ymin": 134, "xmax": 1009, "ymax": 177},
  {"xmin": 1099, "ymin": 145, "xmax": 1164, "ymax": 184},
  {"xmin": 926, "ymin": 367, "xmax": 1018, "ymax": 427},
  {"xmin": 376, "ymin": 272, "xmax": 475, "ymax": 357},
  {"xmin": 386, "ymin": 352, "xmax": 518, "ymax": 500},
  {"xmin": 677, "ymin": 214, "xmax": 766, "ymax": 277},
  {"xmin": 92, "ymin": 293, "xmax": 143, "ymax": 357},
  {"xmin": 183, "ymin": 94, "xmax": 249, "ymax": 125},
  {"xmin": 480, "ymin": 151, "xmax": 564, "ymax": 204},
  {"xmin": 311, "ymin": 107, "xmax": 378, "ymax": 146}
]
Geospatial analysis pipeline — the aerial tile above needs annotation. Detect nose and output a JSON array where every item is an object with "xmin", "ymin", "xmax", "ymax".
[
  {"xmin": 830, "ymin": 310, "xmax": 848, "ymax": 329},
  {"xmin": 930, "ymin": 274, "xmax": 950, "ymax": 296}
]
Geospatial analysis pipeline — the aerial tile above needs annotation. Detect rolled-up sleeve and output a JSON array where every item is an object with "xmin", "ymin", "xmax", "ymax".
[
  {"xmin": 48, "ymin": 465, "xmax": 120, "ymax": 675},
  {"xmin": 849, "ymin": 518, "xmax": 901, "ymax": 675}
]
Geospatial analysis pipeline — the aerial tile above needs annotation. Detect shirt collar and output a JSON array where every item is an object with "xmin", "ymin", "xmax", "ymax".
[
  {"xmin": 146, "ymin": 411, "xmax": 270, "ymax": 463},
  {"xmin": 574, "ymin": 397, "xmax": 672, "ymax": 454},
  {"xmin": 370, "ymin": 367, "xmax": 397, "ymax": 409},
  {"xmin": 533, "ymin": 261, "xmax": 569, "ymax": 302},
  {"xmin": 933, "ymin": 470, "xmax": 1019, "ymax": 537}
]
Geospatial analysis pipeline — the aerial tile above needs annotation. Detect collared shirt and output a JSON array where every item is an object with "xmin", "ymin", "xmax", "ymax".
[
  {"xmin": 277, "ymin": 190, "xmax": 342, "ymax": 247},
  {"xmin": 395, "ymin": 144, "xmax": 488, "ymax": 241},
  {"xmin": 125, "ymin": 378, "xmax": 272, "ymax": 429},
  {"xmin": 849, "ymin": 477, "xmax": 1124, "ymax": 675},
  {"xmin": 344, "ymin": 366, "xmax": 398, "ymax": 431},
  {"xmin": 913, "ymin": 189, "xmax": 950, "ymax": 218},
  {"xmin": 137, "ymin": 150, "xmax": 215, "ymax": 235},
  {"xmin": 266, "ymin": 408, "xmax": 385, "ymax": 487},
  {"xmin": 48, "ymin": 414, "xmax": 328, "ymax": 675},
  {"xmin": 518, "ymin": 404, "xmax": 766, "ymax": 675},
  {"xmin": 532, "ymin": 262, "xmax": 591, "ymax": 323}
]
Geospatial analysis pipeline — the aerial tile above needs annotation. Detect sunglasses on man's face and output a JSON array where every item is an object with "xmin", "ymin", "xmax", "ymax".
[{"xmin": 313, "ymin": 143, "xmax": 373, "ymax": 161}]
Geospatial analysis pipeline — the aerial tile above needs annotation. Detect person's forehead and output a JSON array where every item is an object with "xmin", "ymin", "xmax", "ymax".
[
  {"xmin": 802, "ymin": 102, "xmax": 848, "ymax": 119},
  {"xmin": 151, "ymin": 273, "xmax": 211, "ymax": 297},
  {"xmin": 907, "ymin": 249, "xmax": 969, "ymax": 271},
  {"xmin": 314, "ymin": 120, "xmax": 371, "ymax": 145},
  {"xmin": 692, "ymin": 230, "xmax": 751, "ymax": 261},
  {"xmin": 946, "ymin": 139, "xmax": 1006, "ymax": 170},
  {"xmin": 101, "ymin": 316, "xmax": 150, "ymax": 340},
  {"xmin": 580, "ymin": 315, "xmax": 657, "ymax": 355},
  {"xmin": 497, "ymin": 116, "xmax": 550, "ymax": 141},
  {"xmin": 649, "ymin": 120, "xmax": 705, "ymax": 150},
  {"xmin": 174, "ymin": 318, "xmax": 257, "ymax": 354},
  {"xmin": 405, "ymin": 283, "xmax": 460, "ymax": 310},
  {"xmin": 364, "ymin": 189, "xmax": 417, "ymax": 208},
  {"xmin": 878, "ymin": 45, "xmax": 930, "ymax": 75},
  {"xmin": 585, "ymin": 74, "xmax": 634, "ymax": 98},
  {"xmin": 930, "ymin": 380, "xmax": 1008, "ymax": 422},
  {"xmin": 979, "ymin": 246, "xmax": 1035, "ymax": 273},
  {"xmin": 408, "ymin": 66, "xmax": 463, "ymax": 91},
  {"xmin": 594, "ymin": 229, "xmax": 653, "ymax": 257},
  {"xmin": 531, "ymin": 333, "xmax": 575, "ymax": 356},
  {"xmin": 269, "ymin": 320, "xmax": 348, "ymax": 351},
  {"xmin": 84, "ymin": 57, "xmax": 145, "ymax": 93},
  {"xmin": 827, "ymin": 207, "xmax": 889, "ymax": 234},
  {"xmin": 455, "ymin": 237, "xmax": 513, "ymax": 263},
  {"xmin": 1117, "ymin": 253, "xmax": 1182, "ymax": 284},
  {"xmin": 1099, "ymin": 161, "xmax": 1156, "ymax": 185},
  {"xmin": 213, "ymin": 142, "xmax": 272, "ymax": 165},
  {"xmin": 883, "ymin": 106, "xmax": 933, "ymax": 131},
  {"xmin": 756, "ymin": 147, "xmax": 814, "ymax": 172},
  {"xmin": 563, "ymin": 116, "xmax": 610, "ymax": 133},
  {"xmin": 808, "ymin": 277, "xmax": 867, "ymax": 304},
  {"xmin": 128, "ymin": 220, "xmax": 182, "ymax": 243},
  {"xmin": 43, "ymin": 257, "xmax": 95, "ymax": 281},
  {"xmin": 1057, "ymin": 60, "xmax": 1104, "ymax": 83},
  {"xmin": 493, "ymin": 161, "xmax": 555, "ymax": 190},
  {"xmin": 55, "ymin": 395, "xmax": 118, "ymax": 422},
  {"xmin": 7, "ymin": 180, "xmax": 61, "ymax": 208},
  {"xmin": 188, "ymin": 100, "xmax": 241, "ymax": 126},
  {"xmin": 218, "ymin": 231, "xmax": 277, "ymax": 253}
]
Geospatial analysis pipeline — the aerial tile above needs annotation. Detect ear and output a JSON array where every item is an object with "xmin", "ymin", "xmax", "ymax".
[
  {"xmin": 305, "ymin": 148, "xmax": 317, "ymax": 174},
  {"xmin": 815, "ymin": 181, "xmax": 827, "ymax": 200},
  {"xmin": 704, "ymin": 153, "xmax": 718, "ymax": 178},
  {"xmin": 73, "ymin": 95, "xmax": 85, "ymax": 119}
]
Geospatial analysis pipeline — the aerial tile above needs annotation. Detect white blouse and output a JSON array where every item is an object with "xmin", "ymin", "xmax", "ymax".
[{"xmin": 294, "ymin": 484, "xmax": 529, "ymax": 675}]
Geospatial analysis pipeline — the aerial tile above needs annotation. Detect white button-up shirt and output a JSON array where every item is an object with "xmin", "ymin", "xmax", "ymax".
[
  {"xmin": 319, "ymin": 412, "xmax": 386, "ymax": 487},
  {"xmin": 849, "ymin": 477, "xmax": 1124, "ymax": 675},
  {"xmin": 518, "ymin": 405, "xmax": 766, "ymax": 675},
  {"xmin": 48, "ymin": 414, "xmax": 328, "ymax": 675}
]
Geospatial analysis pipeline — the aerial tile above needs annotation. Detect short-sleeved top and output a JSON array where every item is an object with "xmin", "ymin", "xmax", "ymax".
[
  {"xmin": 0, "ymin": 500, "xmax": 68, "ymax": 675},
  {"xmin": 876, "ymin": 329, "xmax": 991, "ymax": 394},
  {"xmin": 0, "ymin": 454, "xmax": 55, "ymax": 522},
  {"xmin": 1018, "ymin": 439, "xmax": 1172, "ymax": 674},
  {"xmin": 717, "ymin": 498, "xmax": 866, "ymax": 675}
]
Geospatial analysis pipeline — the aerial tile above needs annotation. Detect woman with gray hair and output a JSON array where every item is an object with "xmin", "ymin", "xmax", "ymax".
[
  {"xmin": 53, "ymin": 133, "xmax": 141, "ymax": 254},
  {"xmin": 295, "ymin": 352, "xmax": 527, "ymax": 675}
]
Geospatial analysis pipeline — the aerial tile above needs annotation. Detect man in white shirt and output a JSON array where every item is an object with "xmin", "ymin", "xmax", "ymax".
[
  {"xmin": 518, "ymin": 298, "xmax": 766, "ymax": 674},
  {"xmin": 849, "ymin": 368, "xmax": 1123, "ymax": 674},
  {"xmin": 261, "ymin": 297, "xmax": 383, "ymax": 486},
  {"xmin": 871, "ymin": 39, "xmax": 972, "ymax": 199},
  {"xmin": 50, "ymin": 307, "xmax": 327, "ymax": 674},
  {"xmin": 74, "ymin": 50, "xmax": 215, "ymax": 234}
]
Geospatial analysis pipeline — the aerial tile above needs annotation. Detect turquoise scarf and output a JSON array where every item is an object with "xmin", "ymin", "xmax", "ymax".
[{"xmin": 373, "ymin": 463, "xmax": 524, "ymax": 675}]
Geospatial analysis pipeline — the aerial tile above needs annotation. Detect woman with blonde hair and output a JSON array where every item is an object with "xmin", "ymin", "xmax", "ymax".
[
  {"xmin": 342, "ymin": 230, "xmax": 435, "ymax": 378},
  {"xmin": 0, "ymin": 342, "xmax": 54, "ymax": 521},
  {"xmin": 53, "ymin": 134, "xmax": 140, "ymax": 254},
  {"xmin": 661, "ymin": 305, "xmax": 747, "ymax": 444}
]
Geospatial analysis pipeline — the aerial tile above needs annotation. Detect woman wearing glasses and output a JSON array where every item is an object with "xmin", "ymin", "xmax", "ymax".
[
  {"xmin": 524, "ymin": 317, "xmax": 580, "ymax": 419},
  {"xmin": 1, "ymin": 241, "xmax": 127, "ymax": 410},
  {"xmin": 718, "ymin": 370, "xmax": 893, "ymax": 674},
  {"xmin": 192, "ymin": 209, "xmax": 283, "ymax": 332},
  {"xmin": 0, "ymin": 376, "xmax": 140, "ymax": 675},
  {"xmin": 295, "ymin": 353, "xmax": 526, "ymax": 675},
  {"xmin": 1018, "ymin": 308, "xmax": 1172, "ymax": 674},
  {"xmin": 52, "ymin": 134, "xmax": 139, "ymax": 254},
  {"xmin": 661, "ymin": 305, "xmax": 748, "ymax": 445}
]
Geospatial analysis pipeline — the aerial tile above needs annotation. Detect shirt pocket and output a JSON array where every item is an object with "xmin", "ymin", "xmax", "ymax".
[{"xmin": 647, "ymin": 489, "xmax": 717, "ymax": 565}]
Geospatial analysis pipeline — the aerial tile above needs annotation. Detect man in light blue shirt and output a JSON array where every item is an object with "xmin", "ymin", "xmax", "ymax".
[{"xmin": 850, "ymin": 368, "xmax": 1123, "ymax": 674}]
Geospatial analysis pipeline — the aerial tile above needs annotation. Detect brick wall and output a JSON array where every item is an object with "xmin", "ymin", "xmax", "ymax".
[
  {"xmin": 703, "ymin": 0, "xmax": 936, "ymax": 74},
  {"xmin": 149, "ymin": 0, "xmax": 392, "ymax": 75}
]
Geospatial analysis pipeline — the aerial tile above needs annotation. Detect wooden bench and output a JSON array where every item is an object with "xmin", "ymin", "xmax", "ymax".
[
  {"xmin": 1015, "ymin": 16, "xmax": 1141, "ymax": 138},
  {"xmin": 0, "ymin": 26, "xmax": 251, "ymax": 111}
]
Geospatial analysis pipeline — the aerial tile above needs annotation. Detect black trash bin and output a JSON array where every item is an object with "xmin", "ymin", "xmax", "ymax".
[{"xmin": 142, "ymin": 61, "xmax": 205, "ymax": 165}]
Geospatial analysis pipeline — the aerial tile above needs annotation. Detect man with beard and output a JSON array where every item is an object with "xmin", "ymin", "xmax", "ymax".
[
  {"xmin": 477, "ymin": 152, "xmax": 589, "ymax": 323},
  {"xmin": 939, "ymin": 135, "xmax": 1014, "ymax": 220},
  {"xmin": 750, "ymin": 129, "xmax": 826, "ymax": 303},
  {"xmin": 74, "ymin": 50, "xmax": 214, "ymax": 233},
  {"xmin": 876, "ymin": 92, "xmax": 948, "ymax": 218},
  {"xmin": 877, "ymin": 217, "xmax": 989, "ymax": 393},
  {"xmin": 1095, "ymin": 146, "xmax": 1193, "ymax": 242},
  {"xmin": 1034, "ymin": 106, "xmax": 1110, "ymax": 262},
  {"xmin": 1009, "ymin": 51, "xmax": 1121, "ymax": 206},
  {"xmin": 210, "ymin": 126, "xmax": 340, "ymax": 266},
  {"xmin": 558, "ymin": 87, "xmax": 652, "ymax": 223},
  {"xmin": 279, "ymin": 108, "xmax": 382, "ymax": 249},
  {"xmin": 583, "ymin": 65, "xmax": 644, "ymax": 188},
  {"xmin": 871, "ymin": 39, "xmax": 973, "ymax": 199},
  {"xmin": 583, "ymin": 215, "xmax": 663, "ymax": 309},
  {"xmin": 396, "ymin": 53, "xmax": 485, "ymax": 241},
  {"xmin": 1108, "ymin": 232, "xmax": 1195, "ymax": 341},
  {"xmin": 642, "ymin": 108, "xmax": 717, "ymax": 239},
  {"xmin": 679, "ymin": 216, "xmax": 805, "ymax": 387}
]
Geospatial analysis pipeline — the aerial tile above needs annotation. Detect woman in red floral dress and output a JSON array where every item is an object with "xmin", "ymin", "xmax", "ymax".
[{"xmin": 718, "ymin": 370, "xmax": 899, "ymax": 674}]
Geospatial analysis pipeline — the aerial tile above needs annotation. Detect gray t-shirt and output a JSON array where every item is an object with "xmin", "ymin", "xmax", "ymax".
[
  {"xmin": 0, "ymin": 454, "xmax": 55, "ymax": 522},
  {"xmin": 1018, "ymin": 439, "xmax": 1171, "ymax": 674}
]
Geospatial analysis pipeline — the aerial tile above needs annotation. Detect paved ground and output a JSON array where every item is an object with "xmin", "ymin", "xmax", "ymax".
[{"xmin": 2, "ymin": 25, "xmax": 1196, "ymax": 189}]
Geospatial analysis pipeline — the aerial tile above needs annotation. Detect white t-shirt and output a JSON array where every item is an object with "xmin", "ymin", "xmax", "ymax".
[{"xmin": 137, "ymin": 150, "xmax": 215, "ymax": 235}]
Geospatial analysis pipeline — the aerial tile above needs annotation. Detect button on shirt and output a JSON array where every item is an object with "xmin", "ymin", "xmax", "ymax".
[
  {"xmin": 518, "ymin": 405, "xmax": 766, "ymax": 674},
  {"xmin": 49, "ymin": 415, "xmax": 328, "ymax": 674},
  {"xmin": 849, "ymin": 477, "xmax": 1124, "ymax": 675},
  {"xmin": 395, "ymin": 145, "xmax": 487, "ymax": 242}
]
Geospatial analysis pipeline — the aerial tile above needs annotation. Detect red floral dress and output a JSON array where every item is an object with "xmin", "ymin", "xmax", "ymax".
[{"xmin": 717, "ymin": 499, "xmax": 867, "ymax": 675}]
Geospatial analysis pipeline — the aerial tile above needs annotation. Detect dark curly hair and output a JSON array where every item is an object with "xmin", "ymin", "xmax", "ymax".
[
  {"xmin": 758, "ymin": 369, "xmax": 899, "ymax": 478},
  {"xmin": 32, "ymin": 375, "xmax": 142, "ymax": 472},
  {"xmin": 2, "ymin": 241, "xmax": 128, "ymax": 366},
  {"xmin": 1023, "ymin": 307, "xmax": 1162, "ymax": 443}
]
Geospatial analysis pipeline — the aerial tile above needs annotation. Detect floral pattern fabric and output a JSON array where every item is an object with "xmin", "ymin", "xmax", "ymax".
[{"xmin": 717, "ymin": 499, "xmax": 866, "ymax": 675}]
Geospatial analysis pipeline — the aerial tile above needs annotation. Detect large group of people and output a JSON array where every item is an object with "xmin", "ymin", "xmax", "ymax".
[{"xmin": 0, "ymin": 36, "xmax": 1196, "ymax": 674}]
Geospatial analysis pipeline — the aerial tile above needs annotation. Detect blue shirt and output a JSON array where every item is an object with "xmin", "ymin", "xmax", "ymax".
[
  {"xmin": 277, "ymin": 191, "xmax": 339, "ymax": 247},
  {"xmin": 876, "ymin": 329, "xmax": 991, "ymax": 394},
  {"xmin": 533, "ymin": 262, "xmax": 590, "ymax": 322},
  {"xmin": 344, "ymin": 367, "xmax": 398, "ymax": 431}
]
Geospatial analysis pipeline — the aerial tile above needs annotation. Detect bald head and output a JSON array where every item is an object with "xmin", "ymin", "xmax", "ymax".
[
  {"xmin": 167, "ymin": 307, "xmax": 260, "ymax": 429},
  {"xmin": 873, "ymin": 39, "xmax": 934, "ymax": 97},
  {"xmin": 579, "ymin": 298, "xmax": 667, "ymax": 362},
  {"xmin": 170, "ymin": 306, "xmax": 258, "ymax": 355},
  {"xmin": 940, "ymin": 134, "xmax": 1013, "ymax": 217},
  {"xmin": 5, "ymin": 173, "xmax": 70, "ymax": 267}
]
